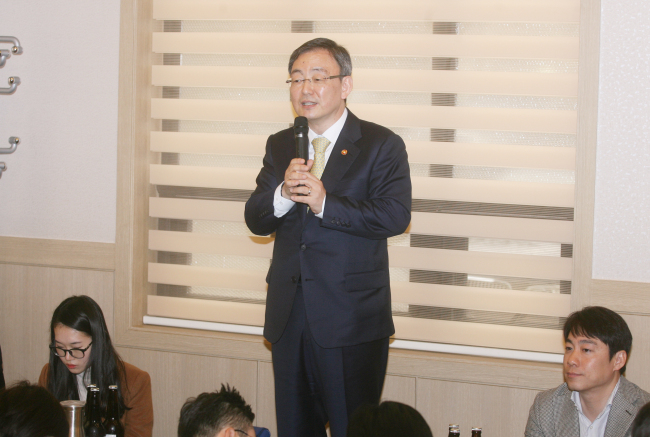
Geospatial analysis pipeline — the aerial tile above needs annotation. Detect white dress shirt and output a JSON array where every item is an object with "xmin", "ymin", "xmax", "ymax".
[
  {"xmin": 571, "ymin": 379, "xmax": 620, "ymax": 437},
  {"xmin": 273, "ymin": 109, "xmax": 349, "ymax": 218}
]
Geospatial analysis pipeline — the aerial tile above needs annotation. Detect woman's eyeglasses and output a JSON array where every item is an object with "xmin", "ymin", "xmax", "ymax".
[{"xmin": 49, "ymin": 342, "xmax": 92, "ymax": 359}]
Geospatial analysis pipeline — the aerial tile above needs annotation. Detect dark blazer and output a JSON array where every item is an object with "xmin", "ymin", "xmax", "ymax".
[
  {"xmin": 525, "ymin": 376, "xmax": 650, "ymax": 437},
  {"xmin": 245, "ymin": 111, "xmax": 412, "ymax": 348}
]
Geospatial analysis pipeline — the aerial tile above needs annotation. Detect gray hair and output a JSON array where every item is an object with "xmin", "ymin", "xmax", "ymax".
[{"xmin": 288, "ymin": 38, "xmax": 352, "ymax": 77}]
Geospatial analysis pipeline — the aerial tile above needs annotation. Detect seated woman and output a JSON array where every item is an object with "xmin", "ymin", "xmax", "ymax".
[{"xmin": 38, "ymin": 295, "xmax": 153, "ymax": 437}]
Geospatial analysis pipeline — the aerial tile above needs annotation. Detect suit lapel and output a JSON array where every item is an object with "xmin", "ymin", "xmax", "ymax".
[
  {"xmin": 604, "ymin": 378, "xmax": 639, "ymax": 437},
  {"xmin": 320, "ymin": 111, "xmax": 362, "ymax": 193},
  {"xmin": 557, "ymin": 388, "xmax": 580, "ymax": 437}
]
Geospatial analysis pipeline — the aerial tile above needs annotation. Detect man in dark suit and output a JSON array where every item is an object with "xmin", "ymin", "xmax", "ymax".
[
  {"xmin": 525, "ymin": 306, "xmax": 650, "ymax": 437},
  {"xmin": 245, "ymin": 38, "xmax": 411, "ymax": 437}
]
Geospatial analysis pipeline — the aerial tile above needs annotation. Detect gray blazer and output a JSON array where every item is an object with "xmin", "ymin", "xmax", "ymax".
[{"xmin": 525, "ymin": 377, "xmax": 650, "ymax": 437}]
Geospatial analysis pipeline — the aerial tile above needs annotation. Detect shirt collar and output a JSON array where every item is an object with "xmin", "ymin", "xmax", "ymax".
[
  {"xmin": 308, "ymin": 108, "xmax": 348, "ymax": 146},
  {"xmin": 571, "ymin": 378, "xmax": 621, "ymax": 419}
]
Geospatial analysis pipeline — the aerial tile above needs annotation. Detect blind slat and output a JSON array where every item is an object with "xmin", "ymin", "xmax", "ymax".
[
  {"xmin": 149, "ymin": 198, "xmax": 574, "ymax": 243},
  {"xmin": 148, "ymin": 230, "xmax": 571, "ymax": 280},
  {"xmin": 148, "ymin": 263, "xmax": 570, "ymax": 317},
  {"xmin": 149, "ymin": 263, "xmax": 267, "ymax": 291},
  {"xmin": 409, "ymin": 212, "xmax": 574, "ymax": 243},
  {"xmin": 150, "ymin": 164, "xmax": 574, "ymax": 207},
  {"xmin": 152, "ymin": 65, "xmax": 578, "ymax": 97},
  {"xmin": 153, "ymin": 0, "xmax": 580, "ymax": 22},
  {"xmin": 152, "ymin": 33, "xmax": 579, "ymax": 60},
  {"xmin": 394, "ymin": 316, "xmax": 563, "ymax": 353},
  {"xmin": 388, "ymin": 246, "xmax": 573, "ymax": 280},
  {"xmin": 149, "ymin": 230, "xmax": 274, "ymax": 258},
  {"xmin": 391, "ymin": 281, "xmax": 570, "ymax": 317},
  {"xmin": 148, "ymin": 295, "xmax": 265, "ymax": 326},
  {"xmin": 151, "ymin": 99, "xmax": 577, "ymax": 134},
  {"xmin": 151, "ymin": 131, "xmax": 576, "ymax": 170}
]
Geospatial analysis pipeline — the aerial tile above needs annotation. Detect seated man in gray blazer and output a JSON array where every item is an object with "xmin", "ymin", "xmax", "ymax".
[{"xmin": 526, "ymin": 306, "xmax": 650, "ymax": 437}]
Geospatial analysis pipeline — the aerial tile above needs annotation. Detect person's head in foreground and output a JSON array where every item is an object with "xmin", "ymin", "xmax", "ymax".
[
  {"xmin": 633, "ymin": 402, "xmax": 650, "ymax": 437},
  {"xmin": 0, "ymin": 380, "xmax": 69, "ymax": 437},
  {"xmin": 563, "ymin": 306, "xmax": 632, "ymax": 397},
  {"xmin": 346, "ymin": 401, "xmax": 433, "ymax": 437},
  {"xmin": 178, "ymin": 384, "xmax": 255, "ymax": 437},
  {"xmin": 47, "ymin": 295, "xmax": 128, "ymax": 413}
]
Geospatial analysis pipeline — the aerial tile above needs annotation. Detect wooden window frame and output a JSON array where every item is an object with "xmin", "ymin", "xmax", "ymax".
[{"xmin": 113, "ymin": 0, "xmax": 614, "ymax": 377}]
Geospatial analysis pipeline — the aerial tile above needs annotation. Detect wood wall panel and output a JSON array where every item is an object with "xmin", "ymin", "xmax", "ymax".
[
  {"xmin": 116, "ymin": 347, "xmax": 259, "ymax": 437},
  {"xmin": 0, "ymin": 263, "xmax": 114, "ymax": 384},
  {"xmin": 256, "ymin": 361, "xmax": 277, "ymax": 436},
  {"xmin": 381, "ymin": 374, "xmax": 417, "ymax": 407},
  {"xmin": 621, "ymin": 313, "xmax": 650, "ymax": 393},
  {"xmin": 0, "ymin": 237, "xmax": 115, "ymax": 270},
  {"xmin": 416, "ymin": 378, "xmax": 541, "ymax": 437}
]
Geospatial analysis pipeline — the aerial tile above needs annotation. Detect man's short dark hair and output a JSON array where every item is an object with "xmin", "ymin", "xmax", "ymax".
[
  {"xmin": 288, "ymin": 38, "xmax": 352, "ymax": 77},
  {"xmin": 0, "ymin": 380, "xmax": 69, "ymax": 437},
  {"xmin": 347, "ymin": 401, "xmax": 432, "ymax": 437},
  {"xmin": 633, "ymin": 402, "xmax": 650, "ymax": 437},
  {"xmin": 178, "ymin": 384, "xmax": 254, "ymax": 437},
  {"xmin": 563, "ymin": 306, "xmax": 632, "ymax": 374}
]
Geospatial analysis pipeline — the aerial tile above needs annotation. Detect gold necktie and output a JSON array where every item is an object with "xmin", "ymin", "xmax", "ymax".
[{"xmin": 310, "ymin": 137, "xmax": 330, "ymax": 179}]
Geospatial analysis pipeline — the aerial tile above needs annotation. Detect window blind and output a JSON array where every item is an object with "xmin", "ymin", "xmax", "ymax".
[{"xmin": 146, "ymin": 0, "xmax": 579, "ymax": 355}]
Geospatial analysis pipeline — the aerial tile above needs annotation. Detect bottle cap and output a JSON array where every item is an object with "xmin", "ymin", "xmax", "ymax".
[{"xmin": 109, "ymin": 385, "xmax": 118, "ymax": 389}]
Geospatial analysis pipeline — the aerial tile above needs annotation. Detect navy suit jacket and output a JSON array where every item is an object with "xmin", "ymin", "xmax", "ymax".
[{"xmin": 245, "ymin": 111, "xmax": 412, "ymax": 348}]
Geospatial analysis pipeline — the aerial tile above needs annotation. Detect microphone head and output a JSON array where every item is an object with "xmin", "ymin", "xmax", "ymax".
[{"xmin": 294, "ymin": 116, "xmax": 309, "ymax": 135}]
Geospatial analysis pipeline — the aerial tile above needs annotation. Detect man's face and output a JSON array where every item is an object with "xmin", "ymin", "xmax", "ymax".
[
  {"xmin": 289, "ymin": 48, "xmax": 352, "ymax": 135},
  {"xmin": 564, "ymin": 332, "xmax": 626, "ymax": 397}
]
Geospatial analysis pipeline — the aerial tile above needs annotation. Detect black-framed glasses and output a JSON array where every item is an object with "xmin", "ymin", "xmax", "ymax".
[
  {"xmin": 234, "ymin": 430, "xmax": 251, "ymax": 437},
  {"xmin": 49, "ymin": 342, "xmax": 93, "ymax": 359},
  {"xmin": 286, "ymin": 75, "xmax": 347, "ymax": 88}
]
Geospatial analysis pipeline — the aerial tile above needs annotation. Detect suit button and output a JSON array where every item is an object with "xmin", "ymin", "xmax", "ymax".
[
  {"xmin": 291, "ymin": 276, "xmax": 298, "ymax": 283},
  {"xmin": 336, "ymin": 220, "xmax": 341, "ymax": 226},
  {"xmin": 331, "ymin": 218, "xmax": 336, "ymax": 224},
  {"xmin": 300, "ymin": 244, "xmax": 307, "ymax": 251}
]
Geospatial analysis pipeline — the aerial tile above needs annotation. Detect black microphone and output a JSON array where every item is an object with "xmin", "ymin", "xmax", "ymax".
[
  {"xmin": 294, "ymin": 116, "xmax": 309, "ymax": 162},
  {"xmin": 293, "ymin": 116, "xmax": 309, "ymax": 196}
]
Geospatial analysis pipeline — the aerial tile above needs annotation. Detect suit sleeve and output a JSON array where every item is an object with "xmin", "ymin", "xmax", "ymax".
[
  {"xmin": 123, "ymin": 368, "xmax": 154, "ymax": 437},
  {"xmin": 245, "ymin": 135, "xmax": 289, "ymax": 236},
  {"xmin": 321, "ymin": 133, "xmax": 411, "ymax": 239}
]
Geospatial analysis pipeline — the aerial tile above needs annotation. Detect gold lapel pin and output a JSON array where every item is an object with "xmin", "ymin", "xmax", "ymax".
[{"xmin": 341, "ymin": 149, "xmax": 348, "ymax": 155}]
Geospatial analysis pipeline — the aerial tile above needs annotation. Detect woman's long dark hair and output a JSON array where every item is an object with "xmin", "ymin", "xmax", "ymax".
[{"xmin": 47, "ymin": 295, "xmax": 129, "ymax": 417}]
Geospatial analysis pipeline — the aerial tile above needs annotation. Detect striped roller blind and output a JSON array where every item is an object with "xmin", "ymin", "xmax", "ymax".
[{"xmin": 147, "ymin": 0, "xmax": 579, "ymax": 354}]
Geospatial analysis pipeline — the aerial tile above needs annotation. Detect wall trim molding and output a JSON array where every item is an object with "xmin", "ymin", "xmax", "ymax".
[
  {"xmin": 591, "ymin": 279, "xmax": 650, "ymax": 315},
  {"xmin": 0, "ymin": 236, "xmax": 115, "ymax": 270}
]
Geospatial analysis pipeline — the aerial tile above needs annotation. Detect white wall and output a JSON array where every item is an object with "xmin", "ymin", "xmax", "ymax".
[
  {"xmin": 593, "ymin": 0, "xmax": 650, "ymax": 283},
  {"xmin": 0, "ymin": 1, "xmax": 120, "ymax": 242}
]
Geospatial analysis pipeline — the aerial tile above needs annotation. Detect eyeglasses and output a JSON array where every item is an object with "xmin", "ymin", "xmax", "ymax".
[
  {"xmin": 50, "ymin": 342, "xmax": 93, "ymax": 359},
  {"xmin": 286, "ymin": 75, "xmax": 347, "ymax": 88},
  {"xmin": 234, "ymin": 430, "xmax": 251, "ymax": 437}
]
